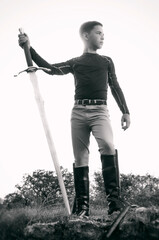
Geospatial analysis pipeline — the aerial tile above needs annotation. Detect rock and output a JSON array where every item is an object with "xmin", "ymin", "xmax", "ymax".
[
  {"xmin": 24, "ymin": 207, "xmax": 159, "ymax": 240},
  {"xmin": 135, "ymin": 207, "xmax": 151, "ymax": 224},
  {"xmin": 24, "ymin": 218, "xmax": 109, "ymax": 240},
  {"xmin": 120, "ymin": 207, "xmax": 159, "ymax": 240}
]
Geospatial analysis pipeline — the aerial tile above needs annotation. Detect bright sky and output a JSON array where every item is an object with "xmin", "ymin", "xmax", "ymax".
[{"xmin": 0, "ymin": 0, "xmax": 159, "ymax": 199}]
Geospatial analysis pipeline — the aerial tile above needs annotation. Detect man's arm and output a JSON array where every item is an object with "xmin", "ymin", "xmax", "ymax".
[
  {"xmin": 30, "ymin": 47, "xmax": 73, "ymax": 75},
  {"xmin": 18, "ymin": 33, "xmax": 73, "ymax": 75},
  {"xmin": 108, "ymin": 58, "xmax": 130, "ymax": 130}
]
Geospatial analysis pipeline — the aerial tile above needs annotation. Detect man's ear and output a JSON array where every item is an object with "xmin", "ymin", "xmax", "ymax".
[{"xmin": 82, "ymin": 32, "xmax": 89, "ymax": 40}]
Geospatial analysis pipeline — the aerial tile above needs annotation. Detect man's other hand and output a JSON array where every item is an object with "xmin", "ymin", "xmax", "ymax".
[{"xmin": 121, "ymin": 114, "xmax": 130, "ymax": 130}]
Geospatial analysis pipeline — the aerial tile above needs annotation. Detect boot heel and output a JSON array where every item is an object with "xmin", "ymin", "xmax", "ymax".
[{"xmin": 78, "ymin": 210, "xmax": 89, "ymax": 219}]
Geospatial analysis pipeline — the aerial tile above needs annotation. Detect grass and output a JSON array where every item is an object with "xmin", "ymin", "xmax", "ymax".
[
  {"xmin": 0, "ymin": 204, "xmax": 109, "ymax": 240},
  {"xmin": 0, "ymin": 207, "xmax": 30, "ymax": 240},
  {"xmin": 0, "ymin": 206, "xmax": 67, "ymax": 240},
  {"xmin": 0, "ymin": 205, "xmax": 159, "ymax": 240}
]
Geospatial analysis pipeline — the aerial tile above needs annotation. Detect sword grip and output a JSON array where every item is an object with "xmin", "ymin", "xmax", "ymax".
[{"xmin": 19, "ymin": 28, "xmax": 33, "ymax": 67}]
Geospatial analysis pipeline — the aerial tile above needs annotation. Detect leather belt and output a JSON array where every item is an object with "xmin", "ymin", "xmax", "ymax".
[{"xmin": 75, "ymin": 99, "xmax": 106, "ymax": 105}]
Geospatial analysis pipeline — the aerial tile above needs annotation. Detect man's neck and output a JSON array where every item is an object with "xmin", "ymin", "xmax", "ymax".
[{"xmin": 83, "ymin": 47, "xmax": 98, "ymax": 54}]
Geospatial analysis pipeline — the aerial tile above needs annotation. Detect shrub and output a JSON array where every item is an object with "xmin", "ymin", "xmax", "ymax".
[
  {"xmin": 93, "ymin": 172, "xmax": 159, "ymax": 208},
  {"xmin": 0, "ymin": 205, "xmax": 68, "ymax": 240},
  {"xmin": 0, "ymin": 208, "xmax": 30, "ymax": 240},
  {"xmin": 3, "ymin": 168, "xmax": 74, "ymax": 209}
]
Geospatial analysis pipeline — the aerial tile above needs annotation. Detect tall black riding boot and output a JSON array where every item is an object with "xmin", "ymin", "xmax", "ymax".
[
  {"xmin": 101, "ymin": 150, "xmax": 125, "ymax": 215},
  {"xmin": 72, "ymin": 164, "xmax": 89, "ymax": 217}
]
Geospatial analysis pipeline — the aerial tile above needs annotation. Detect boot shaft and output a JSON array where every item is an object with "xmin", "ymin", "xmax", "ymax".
[
  {"xmin": 101, "ymin": 150, "xmax": 125, "ymax": 214},
  {"xmin": 73, "ymin": 164, "xmax": 89, "ymax": 216},
  {"xmin": 101, "ymin": 150, "xmax": 120, "ymax": 198},
  {"xmin": 73, "ymin": 165, "xmax": 89, "ymax": 198}
]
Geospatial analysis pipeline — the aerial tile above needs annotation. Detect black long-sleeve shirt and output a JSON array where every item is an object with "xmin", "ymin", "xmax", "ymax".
[{"xmin": 30, "ymin": 47, "xmax": 129, "ymax": 114}]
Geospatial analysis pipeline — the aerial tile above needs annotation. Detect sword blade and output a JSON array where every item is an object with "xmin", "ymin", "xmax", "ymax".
[{"xmin": 29, "ymin": 72, "xmax": 71, "ymax": 215}]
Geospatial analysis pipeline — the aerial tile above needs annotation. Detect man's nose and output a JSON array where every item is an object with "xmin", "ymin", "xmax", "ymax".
[{"xmin": 101, "ymin": 35, "xmax": 104, "ymax": 40}]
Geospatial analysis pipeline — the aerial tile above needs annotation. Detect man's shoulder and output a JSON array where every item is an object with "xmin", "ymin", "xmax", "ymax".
[
  {"xmin": 100, "ymin": 55, "xmax": 112, "ymax": 63},
  {"xmin": 67, "ymin": 55, "xmax": 82, "ymax": 63}
]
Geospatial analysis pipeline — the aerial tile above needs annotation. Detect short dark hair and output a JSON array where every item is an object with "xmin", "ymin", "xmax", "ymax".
[{"xmin": 79, "ymin": 21, "xmax": 103, "ymax": 37}]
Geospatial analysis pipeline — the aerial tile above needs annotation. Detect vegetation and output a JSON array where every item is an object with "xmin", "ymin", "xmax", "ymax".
[
  {"xmin": 3, "ymin": 167, "xmax": 74, "ymax": 209},
  {"xmin": 92, "ymin": 172, "xmax": 159, "ymax": 208},
  {"xmin": 0, "ymin": 168, "xmax": 159, "ymax": 239}
]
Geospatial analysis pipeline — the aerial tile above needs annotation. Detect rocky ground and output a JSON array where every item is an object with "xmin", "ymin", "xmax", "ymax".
[{"xmin": 24, "ymin": 207, "xmax": 159, "ymax": 240}]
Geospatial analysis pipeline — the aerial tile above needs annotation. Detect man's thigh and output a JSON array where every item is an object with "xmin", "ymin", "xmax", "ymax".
[
  {"xmin": 71, "ymin": 106, "xmax": 91, "ymax": 166},
  {"xmin": 90, "ymin": 106, "xmax": 115, "ymax": 155}
]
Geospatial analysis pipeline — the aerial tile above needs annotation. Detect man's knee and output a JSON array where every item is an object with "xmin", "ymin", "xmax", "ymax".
[
  {"xmin": 75, "ymin": 158, "xmax": 89, "ymax": 167},
  {"xmin": 99, "ymin": 142, "xmax": 115, "ymax": 155},
  {"xmin": 74, "ymin": 152, "xmax": 89, "ymax": 167}
]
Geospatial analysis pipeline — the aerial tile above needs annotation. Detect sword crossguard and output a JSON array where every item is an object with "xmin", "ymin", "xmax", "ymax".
[{"xmin": 14, "ymin": 66, "xmax": 52, "ymax": 77}]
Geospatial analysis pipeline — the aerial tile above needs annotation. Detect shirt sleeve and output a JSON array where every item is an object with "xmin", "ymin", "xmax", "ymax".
[
  {"xmin": 108, "ymin": 57, "xmax": 130, "ymax": 114},
  {"xmin": 30, "ymin": 47, "xmax": 73, "ymax": 75}
]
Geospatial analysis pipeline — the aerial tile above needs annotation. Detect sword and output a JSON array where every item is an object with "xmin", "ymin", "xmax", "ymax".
[{"xmin": 18, "ymin": 28, "xmax": 71, "ymax": 215}]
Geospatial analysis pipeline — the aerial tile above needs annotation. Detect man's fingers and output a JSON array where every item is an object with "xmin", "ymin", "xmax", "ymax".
[
  {"xmin": 121, "ymin": 114, "xmax": 130, "ymax": 131},
  {"xmin": 122, "ymin": 121, "xmax": 127, "ymax": 131},
  {"xmin": 18, "ymin": 33, "xmax": 30, "ymax": 49},
  {"xmin": 122, "ymin": 123, "xmax": 128, "ymax": 131}
]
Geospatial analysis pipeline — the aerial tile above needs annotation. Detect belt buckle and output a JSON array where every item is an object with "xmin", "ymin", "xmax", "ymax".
[
  {"xmin": 82, "ymin": 99, "xmax": 90, "ymax": 105},
  {"xmin": 82, "ymin": 99, "xmax": 86, "ymax": 105}
]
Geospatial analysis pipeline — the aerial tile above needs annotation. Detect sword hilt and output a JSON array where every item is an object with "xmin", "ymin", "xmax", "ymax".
[
  {"xmin": 19, "ymin": 28, "xmax": 33, "ymax": 67},
  {"xmin": 19, "ymin": 28, "xmax": 24, "ymax": 35}
]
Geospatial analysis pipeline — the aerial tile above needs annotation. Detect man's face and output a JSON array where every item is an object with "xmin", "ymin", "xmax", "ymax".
[{"xmin": 86, "ymin": 25, "xmax": 104, "ymax": 50}]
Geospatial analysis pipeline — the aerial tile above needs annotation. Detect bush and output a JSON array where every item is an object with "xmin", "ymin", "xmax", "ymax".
[
  {"xmin": 0, "ymin": 208, "xmax": 30, "ymax": 240},
  {"xmin": 3, "ymin": 168, "xmax": 74, "ymax": 209},
  {"xmin": 0, "ymin": 205, "xmax": 68, "ymax": 240},
  {"xmin": 93, "ymin": 172, "xmax": 159, "ymax": 208},
  {"xmin": 120, "ymin": 174, "xmax": 159, "ymax": 207}
]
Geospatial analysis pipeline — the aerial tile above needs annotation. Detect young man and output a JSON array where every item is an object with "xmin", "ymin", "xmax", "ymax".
[{"xmin": 18, "ymin": 21, "xmax": 130, "ymax": 217}]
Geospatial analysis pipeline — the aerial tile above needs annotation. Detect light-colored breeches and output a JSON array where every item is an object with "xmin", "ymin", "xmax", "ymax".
[{"xmin": 71, "ymin": 104, "xmax": 115, "ymax": 167}]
